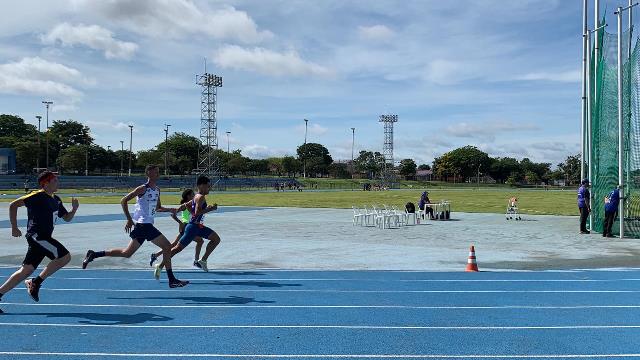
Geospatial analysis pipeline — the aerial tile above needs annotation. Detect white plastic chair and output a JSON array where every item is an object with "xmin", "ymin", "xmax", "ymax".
[{"xmin": 352, "ymin": 206, "xmax": 365, "ymax": 226}]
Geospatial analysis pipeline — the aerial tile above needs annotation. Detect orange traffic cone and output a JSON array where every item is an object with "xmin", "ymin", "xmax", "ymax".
[{"xmin": 465, "ymin": 245, "xmax": 479, "ymax": 272}]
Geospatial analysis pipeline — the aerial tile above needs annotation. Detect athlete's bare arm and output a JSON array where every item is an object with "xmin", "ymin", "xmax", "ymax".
[
  {"xmin": 8, "ymin": 198, "xmax": 25, "ymax": 237},
  {"xmin": 121, "ymin": 185, "xmax": 146, "ymax": 233}
]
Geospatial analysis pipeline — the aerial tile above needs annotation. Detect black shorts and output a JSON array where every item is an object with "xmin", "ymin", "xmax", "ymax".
[
  {"xmin": 129, "ymin": 223, "xmax": 163, "ymax": 244},
  {"xmin": 23, "ymin": 233, "xmax": 70, "ymax": 268}
]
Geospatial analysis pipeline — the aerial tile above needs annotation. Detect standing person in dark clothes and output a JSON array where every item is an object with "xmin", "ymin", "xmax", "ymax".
[
  {"xmin": 0, "ymin": 171, "xmax": 79, "ymax": 313},
  {"xmin": 603, "ymin": 186, "xmax": 620, "ymax": 238},
  {"xmin": 577, "ymin": 178, "xmax": 591, "ymax": 234}
]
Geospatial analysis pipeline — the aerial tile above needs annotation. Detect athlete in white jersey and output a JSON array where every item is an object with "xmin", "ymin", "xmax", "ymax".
[{"xmin": 82, "ymin": 164, "xmax": 188, "ymax": 288}]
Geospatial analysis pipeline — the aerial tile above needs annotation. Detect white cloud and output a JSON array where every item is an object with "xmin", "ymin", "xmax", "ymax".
[
  {"xmin": 242, "ymin": 144, "xmax": 288, "ymax": 159},
  {"xmin": 444, "ymin": 120, "xmax": 539, "ymax": 141},
  {"xmin": 358, "ymin": 25, "xmax": 395, "ymax": 42},
  {"xmin": 515, "ymin": 70, "xmax": 581, "ymax": 82},
  {"xmin": 85, "ymin": 119, "xmax": 131, "ymax": 131},
  {"xmin": 77, "ymin": 0, "xmax": 272, "ymax": 43},
  {"xmin": 42, "ymin": 23, "xmax": 138, "ymax": 60},
  {"xmin": 213, "ymin": 45, "xmax": 334, "ymax": 78},
  {"xmin": 0, "ymin": 57, "xmax": 89, "ymax": 99}
]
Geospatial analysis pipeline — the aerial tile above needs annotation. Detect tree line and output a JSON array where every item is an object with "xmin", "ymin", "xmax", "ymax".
[{"xmin": 1, "ymin": 114, "xmax": 580, "ymax": 184}]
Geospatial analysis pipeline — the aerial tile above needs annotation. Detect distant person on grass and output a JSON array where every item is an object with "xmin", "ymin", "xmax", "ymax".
[
  {"xmin": 149, "ymin": 188, "xmax": 204, "ymax": 270},
  {"xmin": 577, "ymin": 178, "xmax": 591, "ymax": 234},
  {"xmin": 602, "ymin": 186, "xmax": 620, "ymax": 238},
  {"xmin": 418, "ymin": 191, "xmax": 434, "ymax": 220},
  {"xmin": 82, "ymin": 164, "xmax": 189, "ymax": 288},
  {"xmin": 0, "ymin": 171, "xmax": 79, "ymax": 313}
]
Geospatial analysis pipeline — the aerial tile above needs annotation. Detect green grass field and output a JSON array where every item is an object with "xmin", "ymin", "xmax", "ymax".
[{"xmin": 1, "ymin": 188, "xmax": 578, "ymax": 216}]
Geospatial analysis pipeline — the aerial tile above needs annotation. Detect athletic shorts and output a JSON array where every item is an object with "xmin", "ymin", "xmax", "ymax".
[
  {"xmin": 129, "ymin": 223, "xmax": 163, "ymax": 244},
  {"xmin": 179, "ymin": 223, "xmax": 213, "ymax": 247},
  {"xmin": 23, "ymin": 233, "xmax": 70, "ymax": 268}
]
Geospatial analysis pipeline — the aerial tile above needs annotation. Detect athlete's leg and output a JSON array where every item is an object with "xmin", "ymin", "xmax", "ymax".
[
  {"xmin": 201, "ymin": 230, "xmax": 221, "ymax": 261},
  {"xmin": 151, "ymin": 234, "xmax": 188, "ymax": 287},
  {"xmin": 38, "ymin": 253, "xmax": 70, "ymax": 280},
  {"xmin": 158, "ymin": 243, "xmax": 185, "ymax": 270},
  {"xmin": 0, "ymin": 264, "xmax": 35, "ymax": 295},
  {"xmin": 194, "ymin": 237, "xmax": 203, "ymax": 261}
]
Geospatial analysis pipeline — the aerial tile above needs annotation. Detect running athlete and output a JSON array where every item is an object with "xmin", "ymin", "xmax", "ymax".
[
  {"xmin": 0, "ymin": 171, "xmax": 79, "ymax": 313},
  {"xmin": 157, "ymin": 175, "xmax": 221, "ymax": 274},
  {"xmin": 150, "ymin": 189, "xmax": 204, "ymax": 278},
  {"xmin": 82, "ymin": 164, "xmax": 188, "ymax": 288}
]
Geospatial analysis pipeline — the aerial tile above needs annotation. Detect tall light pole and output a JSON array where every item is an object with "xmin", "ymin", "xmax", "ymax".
[
  {"xmin": 225, "ymin": 131, "xmax": 231, "ymax": 154},
  {"xmin": 84, "ymin": 134, "xmax": 89, "ymax": 176},
  {"xmin": 42, "ymin": 101, "xmax": 53, "ymax": 169},
  {"xmin": 164, "ymin": 124, "xmax": 171, "ymax": 175},
  {"xmin": 35, "ymin": 115, "xmax": 42, "ymax": 171},
  {"xmin": 120, "ymin": 140, "xmax": 124, "ymax": 177},
  {"xmin": 107, "ymin": 145, "xmax": 111, "ymax": 151},
  {"xmin": 128, "ymin": 125, "xmax": 133, "ymax": 176},
  {"xmin": 351, "ymin": 127, "xmax": 355, "ymax": 179},
  {"xmin": 303, "ymin": 118, "xmax": 308, "ymax": 178}
]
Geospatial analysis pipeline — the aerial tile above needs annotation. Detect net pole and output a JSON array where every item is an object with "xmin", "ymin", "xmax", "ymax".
[
  {"xmin": 581, "ymin": 0, "xmax": 588, "ymax": 182},
  {"xmin": 589, "ymin": 0, "xmax": 600, "ymax": 112},
  {"xmin": 617, "ymin": 7, "xmax": 625, "ymax": 238},
  {"xmin": 587, "ymin": 30, "xmax": 593, "ymax": 230}
]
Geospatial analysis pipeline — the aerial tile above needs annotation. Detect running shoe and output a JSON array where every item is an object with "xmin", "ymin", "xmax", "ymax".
[
  {"xmin": 25, "ymin": 279, "xmax": 40, "ymax": 302},
  {"xmin": 196, "ymin": 259, "xmax": 208, "ymax": 272},
  {"xmin": 82, "ymin": 250, "xmax": 95, "ymax": 269},
  {"xmin": 169, "ymin": 279, "xmax": 190, "ymax": 288},
  {"xmin": 193, "ymin": 260, "xmax": 202, "ymax": 269},
  {"xmin": 149, "ymin": 253, "xmax": 158, "ymax": 267},
  {"xmin": 154, "ymin": 264, "xmax": 162, "ymax": 280}
]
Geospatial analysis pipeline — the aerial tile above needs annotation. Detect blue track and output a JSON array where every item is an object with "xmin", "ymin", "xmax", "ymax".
[{"xmin": 0, "ymin": 268, "xmax": 639, "ymax": 359}]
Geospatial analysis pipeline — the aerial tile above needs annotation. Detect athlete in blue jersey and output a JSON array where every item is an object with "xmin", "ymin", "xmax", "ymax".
[
  {"xmin": 156, "ymin": 175, "xmax": 221, "ymax": 275},
  {"xmin": 149, "ymin": 189, "xmax": 204, "ymax": 270},
  {"xmin": 82, "ymin": 164, "xmax": 188, "ymax": 288},
  {"xmin": 0, "ymin": 171, "xmax": 79, "ymax": 312}
]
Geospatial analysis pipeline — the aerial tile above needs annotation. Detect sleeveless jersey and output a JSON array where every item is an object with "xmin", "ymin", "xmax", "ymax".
[
  {"xmin": 132, "ymin": 183, "xmax": 159, "ymax": 224},
  {"xmin": 190, "ymin": 197, "xmax": 207, "ymax": 224},
  {"xmin": 179, "ymin": 209, "xmax": 191, "ymax": 224}
]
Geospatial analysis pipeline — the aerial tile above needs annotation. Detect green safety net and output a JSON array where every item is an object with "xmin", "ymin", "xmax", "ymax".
[{"xmin": 589, "ymin": 20, "xmax": 640, "ymax": 237}]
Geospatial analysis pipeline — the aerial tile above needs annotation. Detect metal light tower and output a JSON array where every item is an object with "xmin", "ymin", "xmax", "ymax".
[
  {"xmin": 164, "ymin": 124, "xmax": 171, "ymax": 175},
  {"xmin": 128, "ymin": 125, "xmax": 133, "ymax": 176},
  {"xmin": 36, "ymin": 115, "xmax": 42, "ymax": 170},
  {"xmin": 196, "ymin": 71, "xmax": 223, "ymax": 176},
  {"xmin": 42, "ymin": 101, "xmax": 53, "ymax": 169},
  {"xmin": 225, "ymin": 131, "xmax": 231, "ymax": 154},
  {"xmin": 379, "ymin": 114, "xmax": 398, "ymax": 185}
]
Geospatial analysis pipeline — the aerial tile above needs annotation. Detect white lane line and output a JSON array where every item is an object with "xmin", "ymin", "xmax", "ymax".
[
  {"xmin": 14, "ymin": 288, "xmax": 640, "ymax": 293},
  {"xmin": 3, "ymin": 303, "xmax": 640, "ymax": 309},
  {"xmin": 1, "ymin": 323, "xmax": 640, "ymax": 329},
  {"xmin": 42, "ymin": 277, "xmax": 640, "ymax": 282},
  {"xmin": 1, "ymin": 352, "xmax": 640, "ymax": 358}
]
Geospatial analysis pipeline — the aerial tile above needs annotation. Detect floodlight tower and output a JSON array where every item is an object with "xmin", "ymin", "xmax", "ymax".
[
  {"xmin": 379, "ymin": 114, "xmax": 398, "ymax": 185},
  {"xmin": 195, "ymin": 70, "xmax": 223, "ymax": 176}
]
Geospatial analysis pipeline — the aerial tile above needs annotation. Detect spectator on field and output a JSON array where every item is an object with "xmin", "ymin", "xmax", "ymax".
[
  {"xmin": 603, "ymin": 186, "xmax": 620, "ymax": 238},
  {"xmin": 577, "ymin": 178, "xmax": 591, "ymax": 234},
  {"xmin": 418, "ymin": 191, "xmax": 434, "ymax": 220}
]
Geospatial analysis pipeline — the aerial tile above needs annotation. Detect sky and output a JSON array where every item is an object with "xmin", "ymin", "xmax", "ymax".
[{"xmin": 0, "ymin": 0, "xmax": 627, "ymax": 166}]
